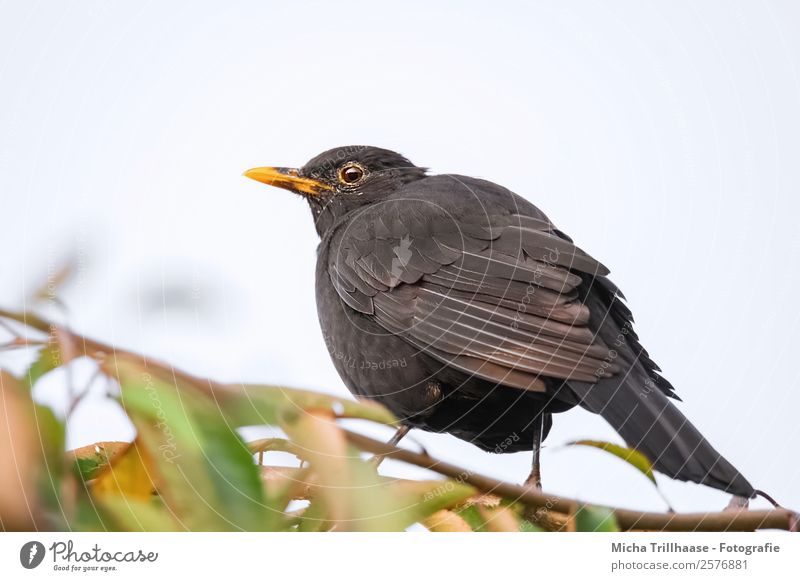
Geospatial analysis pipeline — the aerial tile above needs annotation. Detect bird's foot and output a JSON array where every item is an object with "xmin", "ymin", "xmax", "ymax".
[
  {"xmin": 725, "ymin": 495, "xmax": 750, "ymax": 511},
  {"xmin": 524, "ymin": 469, "xmax": 542, "ymax": 490},
  {"xmin": 370, "ymin": 424, "xmax": 410, "ymax": 469}
]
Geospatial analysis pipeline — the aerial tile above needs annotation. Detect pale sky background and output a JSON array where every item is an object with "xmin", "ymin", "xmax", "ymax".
[{"xmin": 1, "ymin": 0, "xmax": 798, "ymax": 515}]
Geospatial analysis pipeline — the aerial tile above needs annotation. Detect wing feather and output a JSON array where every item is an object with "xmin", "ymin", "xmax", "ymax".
[{"xmin": 326, "ymin": 182, "xmax": 615, "ymax": 389}]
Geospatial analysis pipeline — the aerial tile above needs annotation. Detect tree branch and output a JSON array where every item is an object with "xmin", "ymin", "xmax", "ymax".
[{"xmin": 342, "ymin": 429, "xmax": 797, "ymax": 532}]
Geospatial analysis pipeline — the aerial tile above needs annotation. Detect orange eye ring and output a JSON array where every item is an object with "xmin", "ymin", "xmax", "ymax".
[{"xmin": 338, "ymin": 163, "xmax": 366, "ymax": 185}]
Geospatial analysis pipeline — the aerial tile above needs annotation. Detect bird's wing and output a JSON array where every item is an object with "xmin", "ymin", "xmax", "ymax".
[{"xmin": 326, "ymin": 176, "xmax": 616, "ymax": 391}]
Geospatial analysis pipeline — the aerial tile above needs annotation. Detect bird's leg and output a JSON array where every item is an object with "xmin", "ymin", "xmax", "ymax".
[
  {"xmin": 371, "ymin": 424, "xmax": 410, "ymax": 468},
  {"xmin": 524, "ymin": 414, "xmax": 545, "ymax": 489},
  {"xmin": 522, "ymin": 414, "xmax": 567, "ymax": 530},
  {"xmin": 386, "ymin": 424, "xmax": 411, "ymax": 447}
]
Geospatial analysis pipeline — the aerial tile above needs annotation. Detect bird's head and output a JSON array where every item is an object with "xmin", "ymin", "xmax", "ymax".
[{"xmin": 244, "ymin": 146, "xmax": 427, "ymax": 236}]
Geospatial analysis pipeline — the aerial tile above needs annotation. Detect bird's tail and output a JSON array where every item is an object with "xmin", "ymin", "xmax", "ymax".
[
  {"xmin": 566, "ymin": 277, "xmax": 755, "ymax": 498},
  {"xmin": 567, "ymin": 374, "xmax": 754, "ymax": 497}
]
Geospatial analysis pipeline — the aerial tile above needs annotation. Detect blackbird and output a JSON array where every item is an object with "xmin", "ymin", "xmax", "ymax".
[{"xmin": 245, "ymin": 145, "xmax": 754, "ymax": 498}]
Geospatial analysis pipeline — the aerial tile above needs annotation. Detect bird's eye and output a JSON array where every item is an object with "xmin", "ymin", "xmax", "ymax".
[{"xmin": 338, "ymin": 163, "xmax": 365, "ymax": 185}]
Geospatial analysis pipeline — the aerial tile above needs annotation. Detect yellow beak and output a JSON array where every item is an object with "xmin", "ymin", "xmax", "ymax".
[{"xmin": 243, "ymin": 166, "xmax": 333, "ymax": 197}]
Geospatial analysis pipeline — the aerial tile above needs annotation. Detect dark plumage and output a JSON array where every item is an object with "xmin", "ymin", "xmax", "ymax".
[{"xmin": 245, "ymin": 145, "xmax": 754, "ymax": 497}]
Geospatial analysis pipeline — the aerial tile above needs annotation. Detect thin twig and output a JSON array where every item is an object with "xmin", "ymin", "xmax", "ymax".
[
  {"xmin": 0, "ymin": 317, "xmax": 22, "ymax": 338},
  {"xmin": 66, "ymin": 366, "xmax": 104, "ymax": 418},
  {"xmin": 0, "ymin": 308, "xmax": 220, "ymax": 395},
  {"xmin": 0, "ymin": 337, "xmax": 45, "ymax": 351}
]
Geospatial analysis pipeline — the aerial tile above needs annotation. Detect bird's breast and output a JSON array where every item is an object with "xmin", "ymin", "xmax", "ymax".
[{"xmin": 314, "ymin": 253, "xmax": 442, "ymax": 421}]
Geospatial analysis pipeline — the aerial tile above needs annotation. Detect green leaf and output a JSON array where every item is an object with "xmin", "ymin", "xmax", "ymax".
[
  {"xmin": 519, "ymin": 518, "xmax": 543, "ymax": 532},
  {"xmin": 574, "ymin": 505, "xmax": 619, "ymax": 532},
  {"xmin": 296, "ymin": 499, "xmax": 331, "ymax": 532},
  {"xmin": 225, "ymin": 384, "xmax": 396, "ymax": 428},
  {"xmin": 568, "ymin": 440, "xmax": 656, "ymax": 484},
  {"xmin": 23, "ymin": 343, "xmax": 64, "ymax": 388},
  {"xmin": 104, "ymin": 355, "xmax": 277, "ymax": 531},
  {"xmin": 385, "ymin": 478, "xmax": 477, "ymax": 529},
  {"xmin": 32, "ymin": 402, "xmax": 67, "ymax": 515},
  {"xmin": 97, "ymin": 496, "xmax": 181, "ymax": 532},
  {"xmin": 567, "ymin": 440, "xmax": 674, "ymax": 509},
  {"xmin": 71, "ymin": 442, "xmax": 128, "ymax": 481},
  {"xmin": 456, "ymin": 504, "xmax": 485, "ymax": 531}
]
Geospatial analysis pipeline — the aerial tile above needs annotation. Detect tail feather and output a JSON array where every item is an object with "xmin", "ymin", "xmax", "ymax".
[
  {"xmin": 569, "ymin": 276, "xmax": 755, "ymax": 498},
  {"xmin": 568, "ymin": 375, "xmax": 755, "ymax": 497}
]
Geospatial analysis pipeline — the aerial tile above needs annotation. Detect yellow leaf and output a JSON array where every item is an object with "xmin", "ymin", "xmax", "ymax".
[
  {"xmin": 477, "ymin": 504, "xmax": 521, "ymax": 532},
  {"xmin": 92, "ymin": 439, "xmax": 155, "ymax": 500},
  {"xmin": 424, "ymin": 510, "xmax": 472, "ymax": 532}
]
